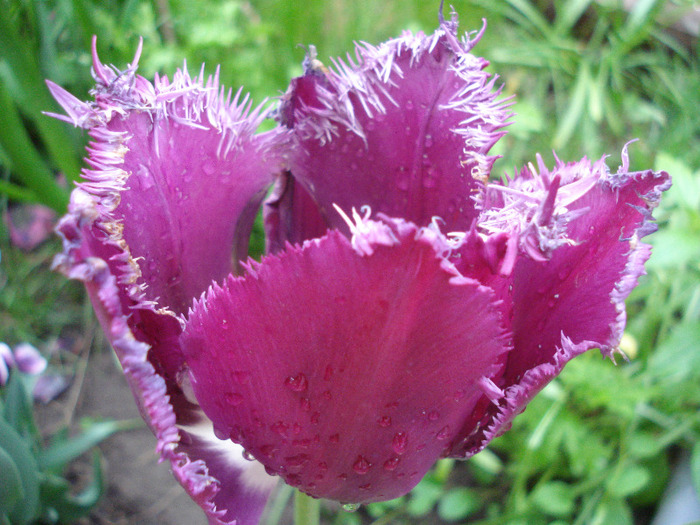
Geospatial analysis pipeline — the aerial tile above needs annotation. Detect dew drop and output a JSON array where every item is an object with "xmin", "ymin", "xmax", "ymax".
[
  {"xmin": 392, "ymin": 432, "xmax": 408, "ymax": 455},
  {"xmin": 285, "ymin": 373, "xmax": 309, "ymax": 392},
  {"xmin": 378, "ymin": 415, "xmax": 392, "ymax": 427},
  {"xmin": 212, "ymin": 425, "xmax": 229, "ymax": 441},
  {"xmin": 224, "ymin": 392, "xmax": 243, "ymax": 406},
  {"xmin": 424, "ymin": 134, "xmax": 433, "ymax": 148},
  {"xmin": 322, "ymin": 390, "xmax": 332, "ymax": 400},
  {"xmin": 342, "ymin": 503, "xmax": 361, "ymax": 513},
  {"xmin": 264, "ymin": 465, "xmax": 279, "ymax": 476},
  {"xmin": 284, "ymin": 454, "xmax": 310, "ymax": 468},
  {"xmin": 329, "ymin": 433, "xmax": 340, "ymax": 443},
  {"xmin": 436, "ymin": 425, "xmax": 450, "ymax": 441},
  {"xmin": 359, "ymin": 483, "xmax": 372, "ymax": 491},
  {"xmin": 300, "ymin": 398, "xmax": 311, "ymax": 412},
  {"xmin": 405, "ymin": 100, "xmax": 414, "ymax": 110},
  {"xmin": 242, "ymin": 449, "xmax": 255, "ymax": 461},
  {"xmin": 453, "ymin": 389, "xmax": 466, "ymax": 401},
  {"xmin": 428, "ymin": 410, "xmax": 440, "ymax": 421},
  {"xmin": 311, "ymin": 412, "xmax": 320, "ymax": 424},
  {"xmin": 352, "ymin": 456, "xmax": 372, "ymax": 475},
  {"xmin": 229, "ymin": 425, "xmax": 244, "ymax": 443},
  {"xmin": 271, "ymin": 421, "xmax": 289, "ymax": 437},
  {"xmin": 383, "ymin": 456, "xmax": 400, "ymax": 471}
]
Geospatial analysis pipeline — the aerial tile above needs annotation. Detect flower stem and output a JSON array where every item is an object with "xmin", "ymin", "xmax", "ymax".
[{"xmin": 294, "ymin": 490, "xmax": 320, "ymax": 525}]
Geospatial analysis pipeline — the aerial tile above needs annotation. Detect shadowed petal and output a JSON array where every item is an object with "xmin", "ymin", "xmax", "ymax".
[
  {"xmin": 448, "ymin": 151, "xmax": 671, "ymax": 456},
  {"xmin": 273, "ymin": 14, "xmax": 510, "ymax": 244},
  {"xmin": 181, "ymin": 219, "xmax": 510, "ymax": 504}
]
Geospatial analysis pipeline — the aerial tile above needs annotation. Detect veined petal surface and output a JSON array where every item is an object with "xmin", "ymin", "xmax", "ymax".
[{"xmin": 182, "ymin": 221, "xmax": 509, "ymax": 503}]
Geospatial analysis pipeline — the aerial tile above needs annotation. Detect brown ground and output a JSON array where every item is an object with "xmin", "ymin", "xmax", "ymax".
[{"xmin": 38, "ymin": 350, "xmax": 209, "ymax": 525}]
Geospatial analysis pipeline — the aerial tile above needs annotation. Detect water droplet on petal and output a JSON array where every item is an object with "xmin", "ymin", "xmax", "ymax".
[
  {"xmin": 213, "ymin": 425, "xmax": 229, "ymax": 440},
  {"xmin": 359, "ymin": 483, "xmax": 372, "ymax": 491},
  {"xmin": 285, "ymin": 373, "xmax": 308, "ymax": 392},
  {"xmin": 383, "ymin": 456, "xmax": 400, "ymax": 471},
  {"xmin": 392, "ymin": 432, "xmax": 408, "ymax": 455},
  {"xmin": 428, "ymin": 410, "xmax": 439, "ymax": 421},
  {"xmin": 242, "ymin": 449, "xmax": 255, "ymax": 461},
  {"xmin": 352, "ymin": 455, "xmax": 372, "ymax": 475},
  {"xmin": 378, "ymin": 415, "xmax": 392, "ymax": 427},
  {"xmin": 329, "ymin": 433, "xmax": 340, "ymax": 443},
  {"xmin": 436, "ymin": 425, "xmax": 450, "ymax": 441},
  {"xmin": 342, "ymin": 503, "xmax": 361, "ymax": 512}
]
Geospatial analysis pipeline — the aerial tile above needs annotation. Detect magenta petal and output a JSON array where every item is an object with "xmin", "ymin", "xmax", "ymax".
[
  {"xmin": 181, "ymin": 221, "xmax": 509, "ymax": 503},
  {"xmin": 275, "ymin": 17, "xmax": 509, "ymax": 243},
  {"xmin": 49, "ymin": 41, "xmax": 285, "ymax": 315},
  {"xmin": 50, "ymin": 42, "xmax": 284, "ymax": 524},
  {"xmin": 450, "ymin": 153, "xmax": 671, "ymax": 456}
]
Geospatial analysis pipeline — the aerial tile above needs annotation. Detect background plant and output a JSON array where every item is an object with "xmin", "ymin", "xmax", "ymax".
[{"xmin": 0, "ymin": 0, "xmax": 698, "ymax": 523}]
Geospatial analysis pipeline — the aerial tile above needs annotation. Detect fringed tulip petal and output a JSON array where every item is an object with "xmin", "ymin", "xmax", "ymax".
[
  {"xmin": 49, "ymin": 41, "xmax": 284, "ymax": 316},
  {"xmin": 448, "ymin": 152, "xmax": 671, "ymax": 457},
  {"xmin": 181, "ymin": 221, "xmax": 509, "ymax": 503},
  {"xmin": 50, "ymin": 42, "xmax": 286, "ymax": 524},
  {"xmin": 274, "ymin": 14, "xmax": 510, "ymax": 244}
]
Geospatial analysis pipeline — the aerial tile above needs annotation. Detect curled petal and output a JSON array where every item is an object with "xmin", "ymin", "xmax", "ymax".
[
  {"xmin": 450, "ymin": 152, "xmax": 671, "ymax": 456},
  {"xmin": 182, "ymin": 220, "xmax": 510, "ymax": 503},
  {"xmin": 274, "ymin": 15, "xmax": 510, "ymax": 245}
]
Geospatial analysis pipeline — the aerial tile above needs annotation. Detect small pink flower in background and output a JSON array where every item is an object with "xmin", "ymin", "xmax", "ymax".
[
  {"xmin": 0, "ymin": 342, "xmax": 47, "ymax": 386},
  {"xmin": 4, "ymin": 204, "xmax": 57, "ymax": 251},
  {"xmin": 48, "ymin": 9, "xmax": 670, "ymax": 525}
]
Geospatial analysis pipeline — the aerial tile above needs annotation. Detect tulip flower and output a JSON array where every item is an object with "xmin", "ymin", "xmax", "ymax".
[{"xmin": 48, "ymin": 9, "xmax": 670, "ymax": 525}]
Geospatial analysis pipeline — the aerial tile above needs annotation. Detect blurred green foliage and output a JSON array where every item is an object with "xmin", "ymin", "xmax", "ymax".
[{"xmin": 0, "ymin": 0, "xmax": 698, "ymax": 523}]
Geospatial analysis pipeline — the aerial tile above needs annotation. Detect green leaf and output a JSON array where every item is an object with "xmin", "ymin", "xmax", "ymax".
[
  {"xmin": 437, "ymin": 487, "xmax": 481, "ymax": 521},
  {"xmin": 0, "ymin": 77, "xmax": 68, "ymax": 211},
  {"xmin": 531, "ymin": 481, "xmax": 575, "ymax": 518},
  {"xmin": 40, "ymin": 451, "xmax": 105, "ymax": 521},
  {"xmin": 553, "ymin": 61, "xmax": 590, "ymax": 150},
  {"xmin": 38, "ymin": 418, "xmax": 140, "ymax": 471},
  {"xmin": 606, "ymin": 463, "xmax": 650, "ymax": 498},
  {"xmin": 554, "ymin": 0, "xmax": 594, "ymax": 34},
  {"xmin": 0, "ymin": 418, "xmax": 40, "ymax": 524},
  {"xmin": 692, "ymin": 442, "xmax": 700, "ymax": 499},
  {"xmin": 0, "ymin": 444, "xmax": 23, "ymax": 514},
  {"xmin": 590, "ymin": 499, "xmax": 633, "ymax": 525},
  {"xmin": 406, "ymin": 478, "xmax": 442, "ymax": 517}
]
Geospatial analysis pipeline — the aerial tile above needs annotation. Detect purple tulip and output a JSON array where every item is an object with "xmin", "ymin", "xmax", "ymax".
[{"xmin": 49, "ymin": 11, "xmax": 670, "ymax": 525}]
